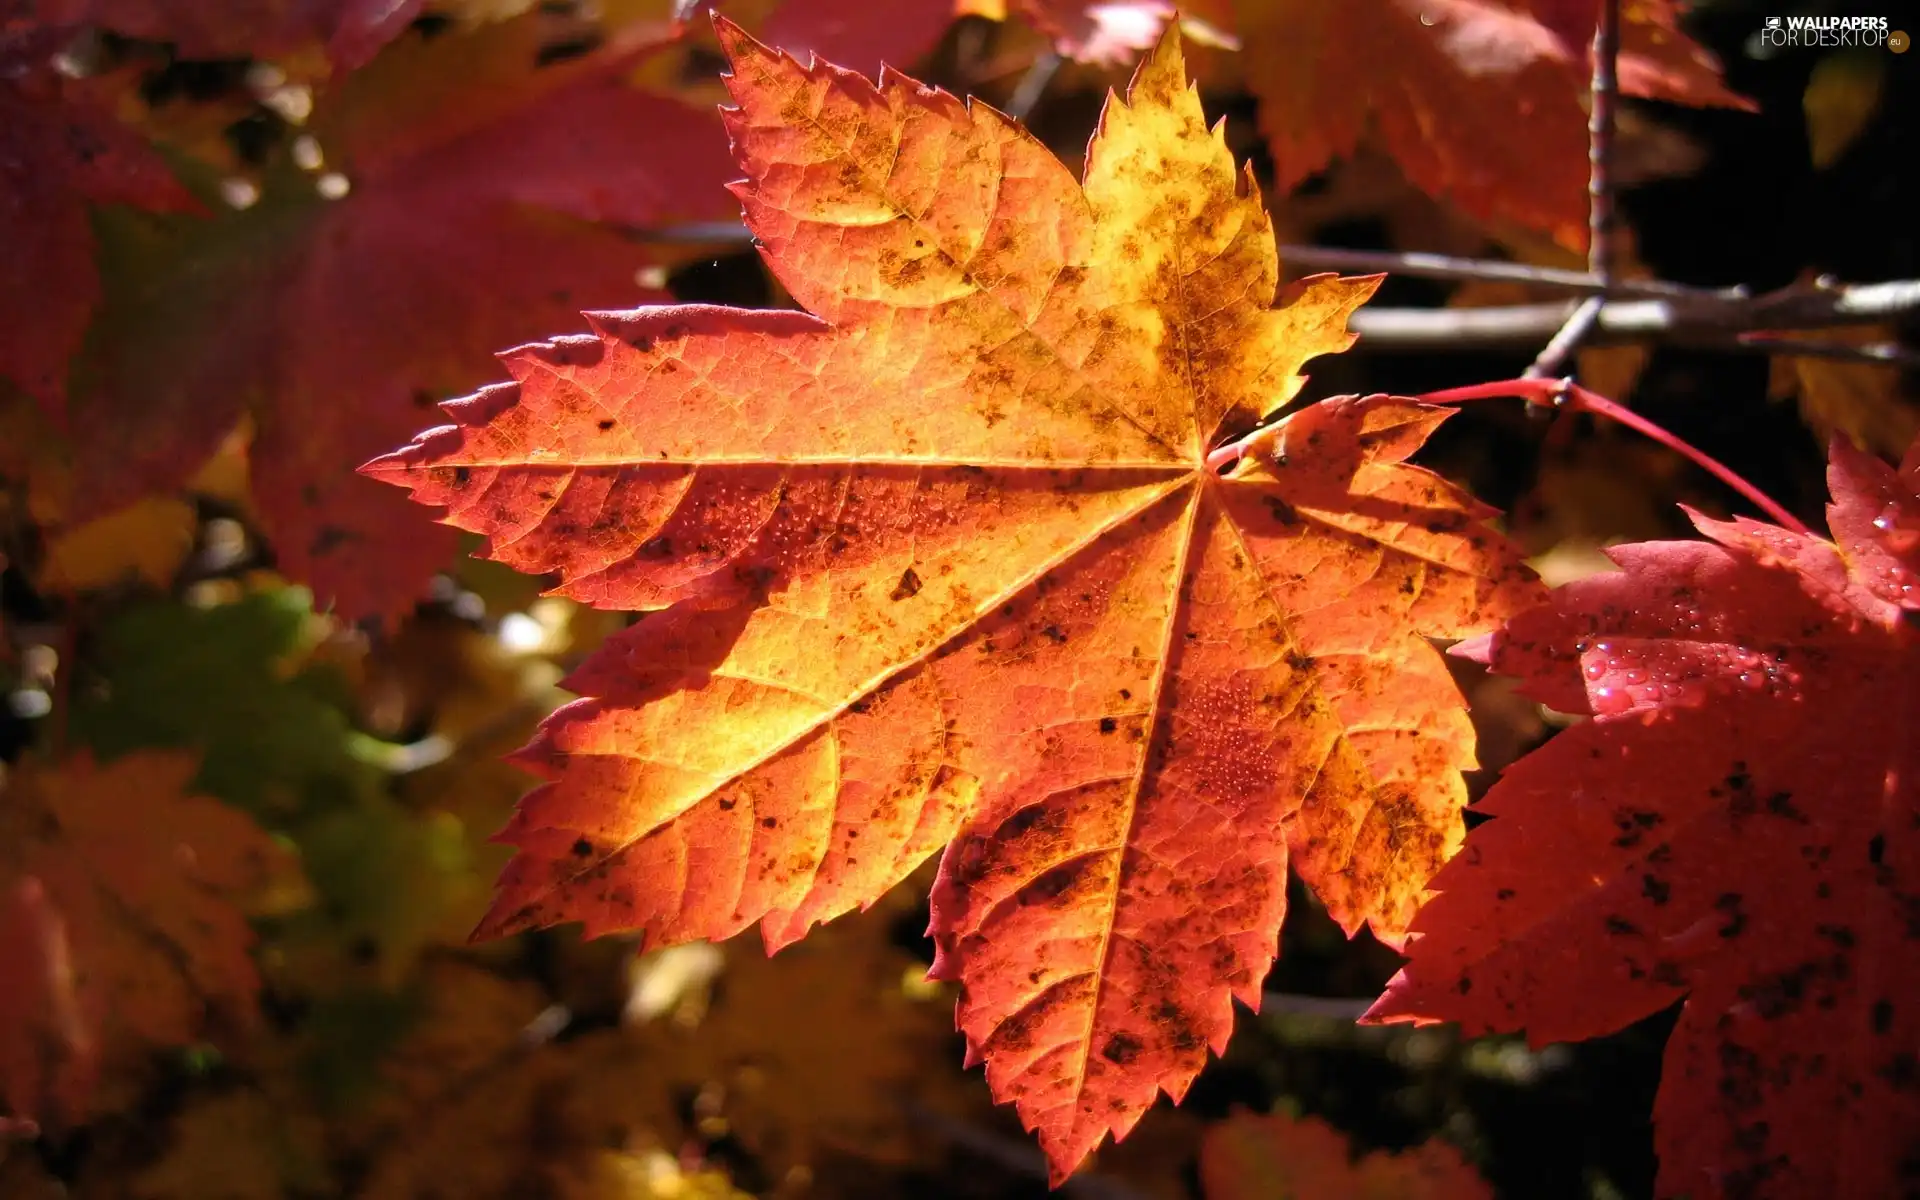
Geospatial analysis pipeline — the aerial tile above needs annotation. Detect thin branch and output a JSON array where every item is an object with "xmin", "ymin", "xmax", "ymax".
[
  {"xmin": 1283, "ymin": 247, "xmax": 1709, "ymax": 297},
  {"xmin": 907, "ymin": 1102, "xmax": 1154, "ymax": 1199},
  {"xmin": 1587, "ymin": 0, "xmax": 1619, "ymax": 284},
  {"xmin": 1527, "ymin": 0, "xmax": 1619, "ymax": 380},
  {"xmin": 622, "ymin": 222, "xmax": 1919, "ymax": 362},
  {"xmin": 1260, "ymin": 991, "xmax": 1376, "ymax": 1021},
  {"xmin": 1004, "ymin": 50, "xmax": 1062, "ymax": 120},
  {"xmin": 1524, "ymin": 294, "xmax": 1606, "ymax": 379},
  {"xmin": 629, "ymin": 220, "xmax": 1714, "ymax": 296},
  {"xmin": 1350, "ymin": 283, "xmax": 1920, "ymax": 364}
]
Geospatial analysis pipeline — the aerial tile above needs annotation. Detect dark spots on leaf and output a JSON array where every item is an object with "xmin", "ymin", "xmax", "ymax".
[
  {"xmin": 1716, "ymin": 893, "xmax": 1747, "ymax": 939},
  {"xmin": 1605, "ymin": 915, "xmax": 1640, "ymax": 936},
  {"xmin": 890, "ymin": 257, "xmax": 927, "ymax": 287},
  {"xmin": 1099, "ymin": 717, "xmax": 1118, "ymax": 734},
  {"xmin": 717, "ymin": 798, "xmax": 736, "ymax": 811},
  {"xmin": 1286, "ymin": 650, "xmax": 1315, "ymax": 672},
  {"xmin": 1456, "ymin": 976, "xmax": 1473, "ymax": 995},
  {"xmin": 571, "ymin": 838, "xmax": 594, "ymax": 857},
  {"xmin": 1495, "ymin": 888, "xmax": 1515, "ymax": 901},
  {"xmin": 1101, "ymin": 1033, "xmax": 1143, "ymax": 1065},
  {"xmin": 1041, "ymin": 624, "xmax": 1067, "ymax": 643},
  {"xmin": 639, "ymin": 536, "xmax": 672, "ymax": 558},
  {"xmin": 1150, "ymin": 1001, "xmax": 1205, "ymax": 1055},
  {"xmin": 1612, "ymin": 809, "xmax": 1664, "ymax": 848},
  {"xmin": 536, "ymin": 33, "xmax": 601, "ymax": 65},
  {"xmin": 310, "ymin": 526, "xmax": 355, "ymax": 556},
  {"xmin": 1119, "ymin": 689, "xmax": 1132, "ymax": 700},
  {"xmin": 598, "ymin": 419, "xmax": 616, "ymax": 431},
  {"xmin": 1642, "ymin": 874, "xmax": 1671, "ymax": 906},
  {"xmin": 891, "ymin": 567, "xmax": 923, "ymax": 601},
  {"xmin": 1870, "ymin": 833, "xmax": 1887, "ymax": 865},
  {"xmin": 1873, "ymin": 999, "xmax": 1894, "ymax": 1034},
  {"xmin": 848, "ymin": 698, "xmax": 872, "ymax": 714},
  {"xmin": 1717, "ymin": 1040, "xmax": 1765, "ymax": 1110},
  {"xmin": 1001, "ymin": 803, "xmax": 1061, "ymax": 842},
  {"xmin": 453, "ymin": 467, "xmax": 471, "ymax": 485},
  {"xmin": 761, "ymin": 817, "xmax": 778, "ymax": 829},
  {"xmin": 1816, "ymin": 924, "xmax": 1855, "ymax": 949},
  {"xmin": 1880, "ymin": 1052, "xmax": 1918, "ymax": 1092},
  {"xmin": 627, "ymin": 334, "xmax": 655, "ymax": 352},
  {"xmin": 1399, "ymin": 575, "xmax": 1417, "ymax": 594},
  {"xmin": 1262, "ymin": 495, "xmax": 1298, "ymax": 526}
]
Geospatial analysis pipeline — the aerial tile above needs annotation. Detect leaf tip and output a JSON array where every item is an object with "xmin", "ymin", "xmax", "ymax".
[
  {"xmin": 1449, "ymin": 632, "xmax": 1496, "ymax": 664},
  {"xmin": 709, "ymin": 10, "xmax": 772, "ymax": 76}
]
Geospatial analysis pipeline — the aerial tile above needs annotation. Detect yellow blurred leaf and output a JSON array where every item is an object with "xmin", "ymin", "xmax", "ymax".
[
  {"xmin": 30, "ymin": 420, "xmax": 250, "ymax": 596},
  {"xmin": 1768, "ymin": 326, "xmax": 1918, "ymax": 458},
  {"xmin": 1803, "ymin": 52, "xmax": 1885, "ymax": 169},
  {"xmin": 556, "ymin": 1148, "xmax": 753, "ymax": 1200},
  {"xmin": 39, "ymin": 496, "xmax": 195, "ymax": 594},
  {"xmin": 125, "ymin": 1090, "xmax": 332, "ymax": 1200}
]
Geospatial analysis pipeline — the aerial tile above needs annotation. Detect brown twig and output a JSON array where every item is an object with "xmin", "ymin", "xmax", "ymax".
[
  {"xmin": 628, "ymin": 221, "xmax": 1917, "ymax": 364},
  {"xmin": 630, "ymin": 220, "xmax": 1713, "ymax": 296},
  {"xmin": 1004, "ymin": 50, "xmax": 1062, "ymax": 120},
  {"xmin": 1281, "ymin": 246, "xmax": 1711, "ymax": 297},
  {"xmin": 1350, "ymin": 282, "xmax": 1920, "ymax": 365},
  {"xmin": 1527, "ymin": 0, "xmax": 1619, "ymax": 381}
]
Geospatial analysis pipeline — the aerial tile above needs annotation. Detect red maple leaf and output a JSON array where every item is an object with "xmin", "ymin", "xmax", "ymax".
[
  {"xmin": 1366, "ymin": 434, "xmax": 1920, "ymax": 1199},
  {"xmin": 364, "ymin": 21, "xmax": 1542, "ymax": 1180},
  {"xmin": 62, "ymin": 11, "xmax": 738, "ymax": 620},
  {"xmin": 0, "ymin": 17, "xmax": 195, "ymax": 416},
  {"xmin": 1234, "ymin": 0, "xmax": 1751, "ymax": 247}
]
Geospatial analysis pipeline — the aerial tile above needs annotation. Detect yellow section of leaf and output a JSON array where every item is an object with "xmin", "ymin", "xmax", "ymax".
[
  {"xmin": 1769, "ymin": 326, "xmax": 1918, "ymax": 460},
  {"xmin": 1803, "ymin": 52, "xmax": 1885, "ymax": 169},
  {"xmin": 38, "ymin": 496, "xmax": 196, "ymax": 594}
]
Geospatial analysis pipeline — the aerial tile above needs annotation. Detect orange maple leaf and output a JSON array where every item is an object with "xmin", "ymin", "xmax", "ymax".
[
  {"xmin": 0, "ymin": 753, "xmax": 296, "ymax": 1131},
  {"xmin": 363, "ymin": 22, "xmax": 1542, "ymax": 1180}
]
